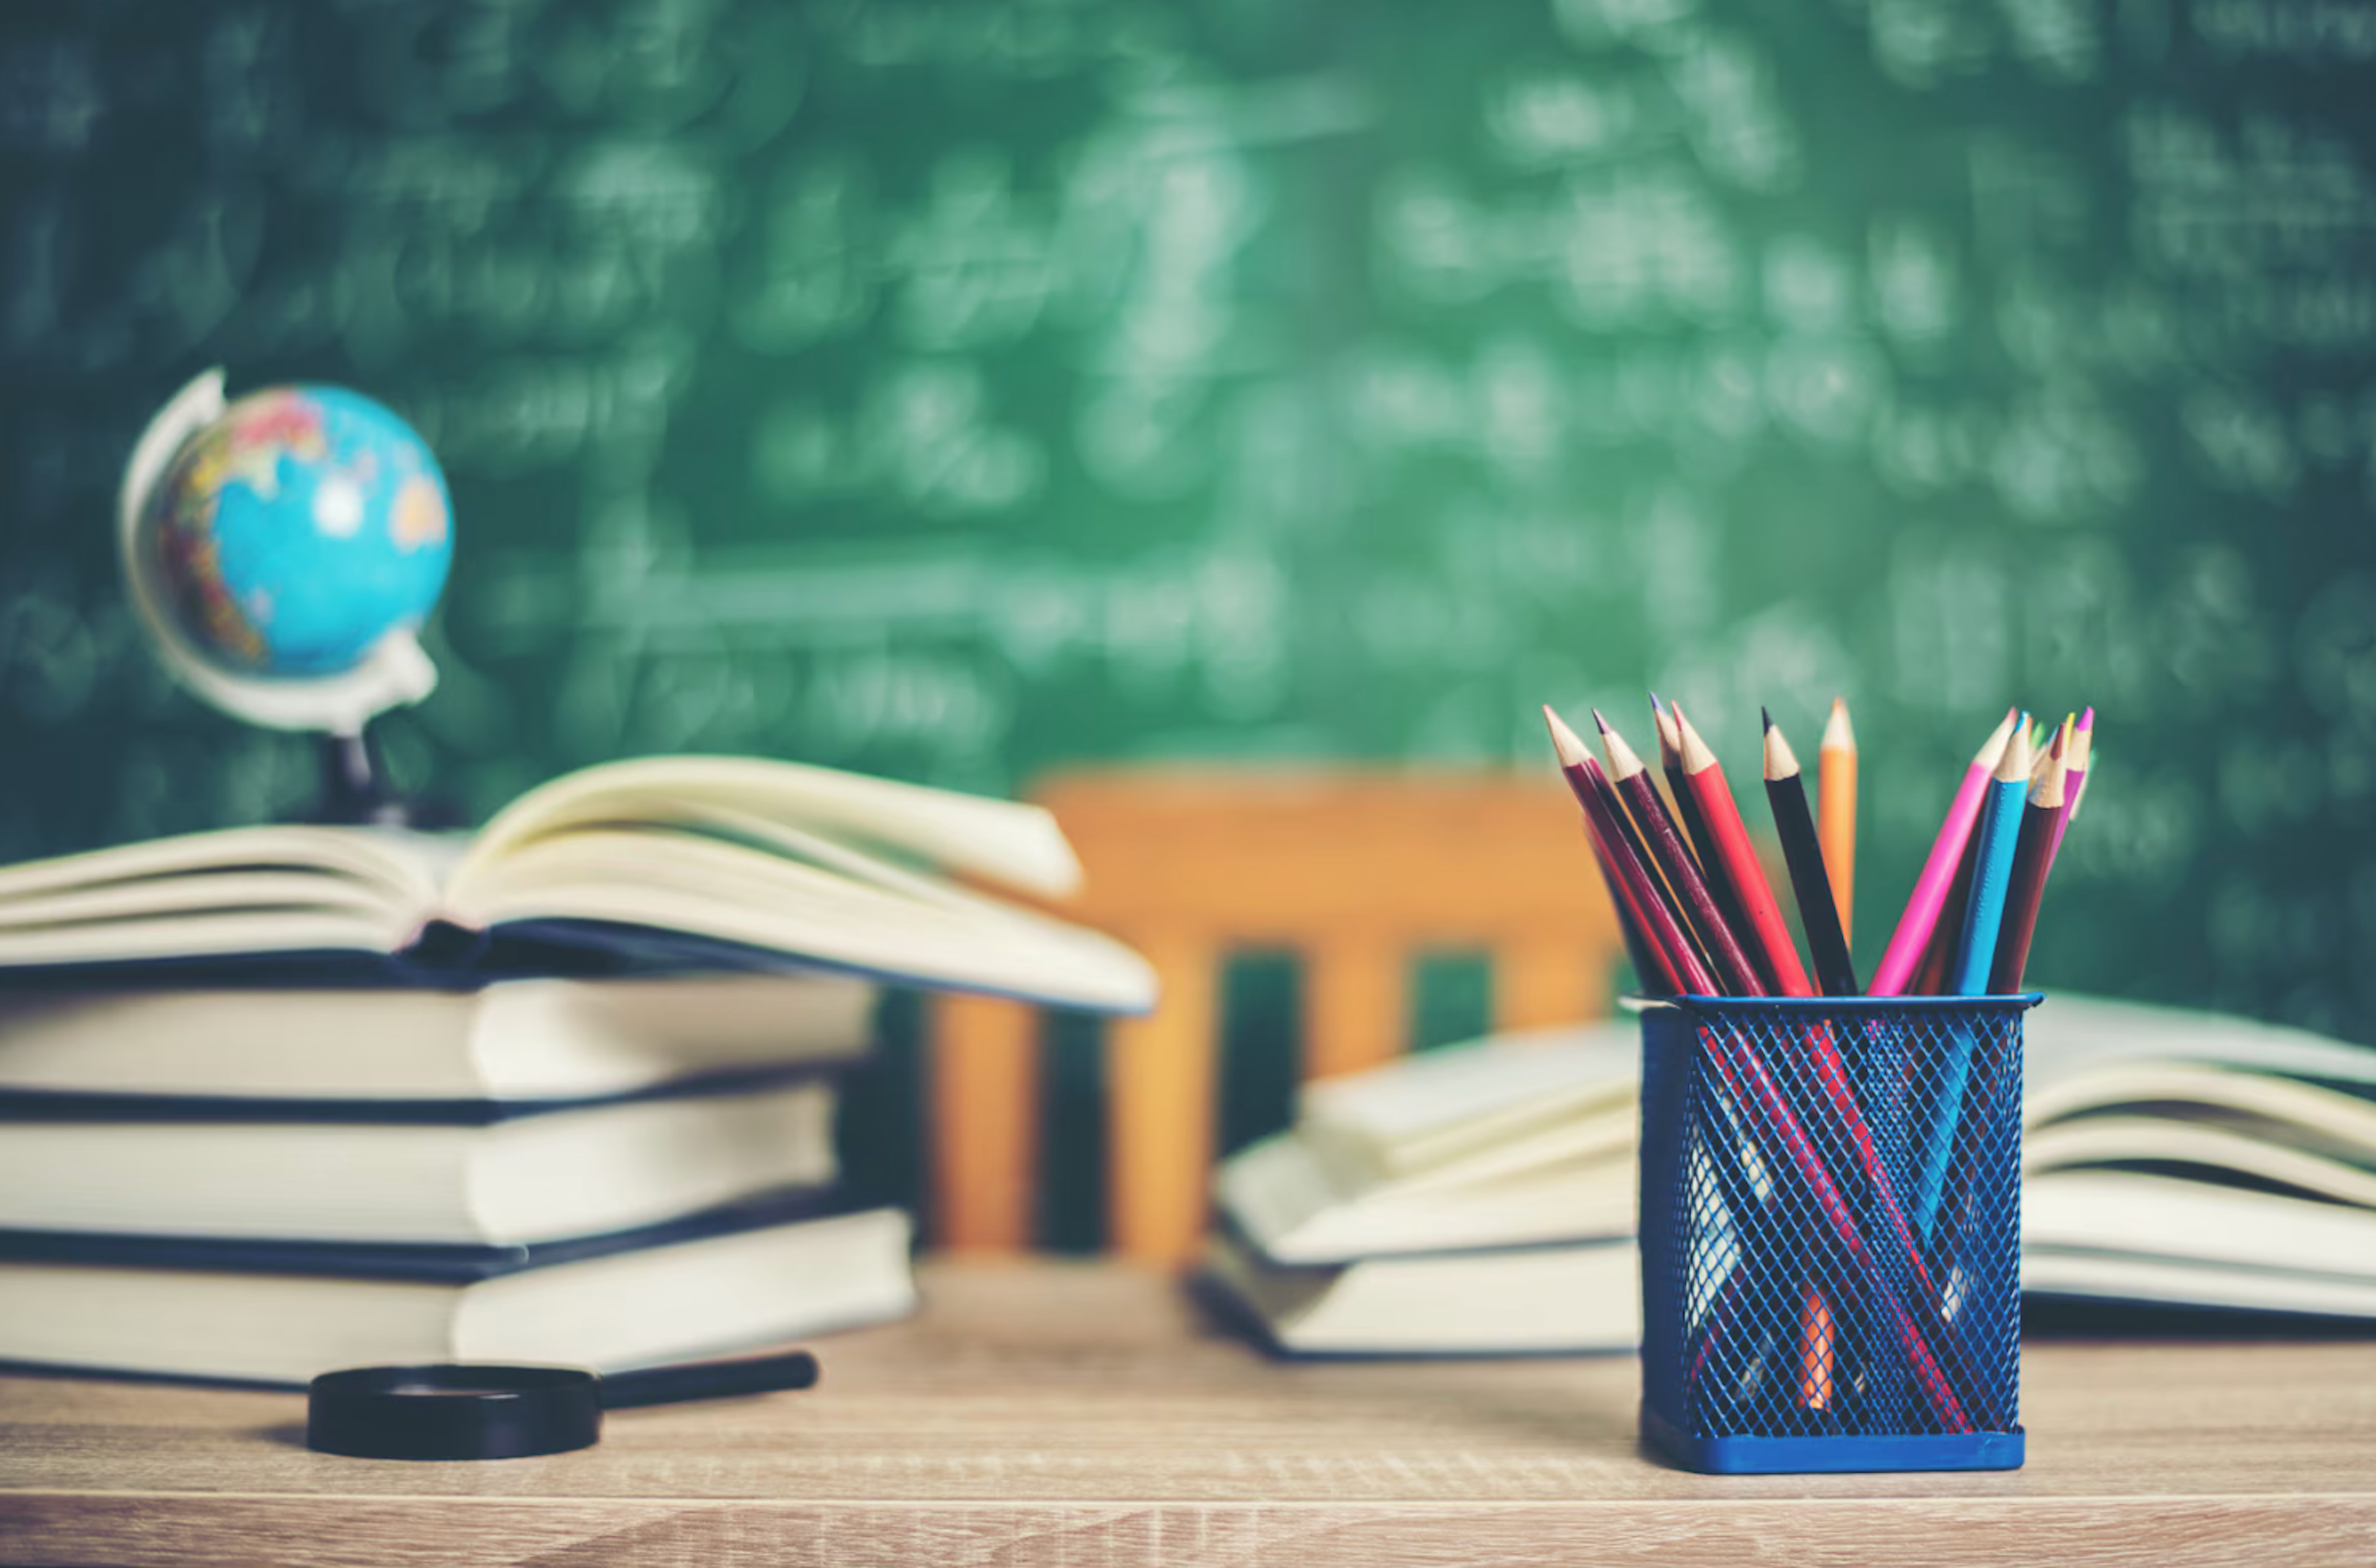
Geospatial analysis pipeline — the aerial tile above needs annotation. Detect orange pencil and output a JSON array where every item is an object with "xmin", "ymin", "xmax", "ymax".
[
  {"xmin": 1818, "ymin": 698, "xmax": 1856, "ymax": 946},
  {"xmin": 1671, "ymin": 704, "xmax": 1814, "ymax": 997}
]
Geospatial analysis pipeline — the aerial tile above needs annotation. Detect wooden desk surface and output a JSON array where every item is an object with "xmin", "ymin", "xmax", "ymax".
[{"xmin": 2, "ymin": 1260, "xmax": 2372, "ymax": 1567}]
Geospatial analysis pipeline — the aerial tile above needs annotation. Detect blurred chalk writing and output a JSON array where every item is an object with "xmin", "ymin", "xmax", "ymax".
[{"xmin": 2, "ymin": 0, "xmax": 2374, "ymax": 1033}]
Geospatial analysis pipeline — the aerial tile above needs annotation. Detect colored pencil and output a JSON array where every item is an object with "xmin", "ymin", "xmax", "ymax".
[
  {"xmin": 1989, "ymin": 730, "xmax": 2068, "ymax": 994},
  {"xmin": 1595, "ymin": 710, "xmax": 1763, "ymax": 996},
  {"xmin": 1818, "ymin": 697, "xmax": 1856, "ymax": 944},
  {"xmin": 1650, "ymin": 695, "xmax": 1715, "ymax": 872},
  {"xmin": 1909, "ymin": 721, "xmax": 2033, "ymax": 1233},
  {"xmin": 1590, "ymin": 812, "xmax": 1680, "ymax": 994},
  {"xmin": 1546, "ymin": 709, "xmax": 1718, "ymax": 995},
  {"xmin": 2045, "ymin": 705, "xmax": 2092, "ymax": 872},
  {"xmin": 1947, "ymin": 723, "xmax": 2034, "ymax": 996},
  {"xmin": 1672, "ymin": 704, "xmax": 1814, "ymax": 997},
  {"xmin": 1578, "ymin": 724, "xmax": 1723, "ymax": 986},
  {"xmin": 2069, "ymin": 720, "xmax": 2096, "ymax": 822},
  {"xmin": 1869, "ymin": 709, "xmax": 2018, "ymax": 996},
  {"xmin": 1763, "ymin": 712, "xmax": 1861, "ymax": 997}
]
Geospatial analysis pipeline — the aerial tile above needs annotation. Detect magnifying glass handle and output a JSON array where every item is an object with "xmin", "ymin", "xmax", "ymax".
[{"xmin": 600, "ymin": 1349, "xmax": 820, "ymax": 1410}]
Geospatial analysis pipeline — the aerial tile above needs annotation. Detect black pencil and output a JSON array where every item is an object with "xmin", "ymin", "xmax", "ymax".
[{"xmin": 1762, "ymin": 710, "xmax": 1862, "ymax": 997}]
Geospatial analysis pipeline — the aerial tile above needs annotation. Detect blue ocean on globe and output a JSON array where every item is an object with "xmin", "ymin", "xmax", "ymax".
[{"xmin": 145, "ymin": 385, "xmax": 452, "ymax": 679}]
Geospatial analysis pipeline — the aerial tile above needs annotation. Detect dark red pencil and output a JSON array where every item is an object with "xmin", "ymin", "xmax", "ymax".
[
  {"xmin": 1547, "ymin": 707, "xmax": 1718, "ymax": 996},
  {"xmin": 1987, "ymin": 726, "xmax": 2068, "ymax": 993},
  {"xmin": 1595, "ymin": 710, "xmax": 1762, "ymax": 997}
]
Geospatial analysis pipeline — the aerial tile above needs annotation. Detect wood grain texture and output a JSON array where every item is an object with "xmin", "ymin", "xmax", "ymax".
[{"xmin": 2, "ymin": 1262, "xmax": 2371, "ymax": 1567}]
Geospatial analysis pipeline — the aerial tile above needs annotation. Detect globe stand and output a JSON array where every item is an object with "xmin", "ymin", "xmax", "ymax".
[{"xmin": 314, "ymin": 729, "xmax": 415, "ymax": 829}]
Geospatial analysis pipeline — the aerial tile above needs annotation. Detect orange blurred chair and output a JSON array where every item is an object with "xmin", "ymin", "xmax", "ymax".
[{"xmin": 926, "ymin": 771, "xmax": 1628, "ymax": 1267}]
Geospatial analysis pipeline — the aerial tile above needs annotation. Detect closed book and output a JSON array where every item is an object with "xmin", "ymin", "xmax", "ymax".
[
  {"xmin": 0, "ymin": 1194, "xmax": 915, "ymax": 1386},
  {"xmin": 0, "ymin": 756, "xmax": 1155, "ymax": 1013},
  {"xmin": 0, "ymin": 1075, "xmax": 839, "ymax": 1245},
  {"xmin": 0, "ymin": 972, "xmax": 876, "ymax": 1103}
]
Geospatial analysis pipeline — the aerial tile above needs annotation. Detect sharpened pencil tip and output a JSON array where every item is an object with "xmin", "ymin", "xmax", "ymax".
[
  {"xmin": 2078, "ymin": 705, "xmax": 2095, "ymax": 731},
  {"xmin": 1671, "ymin": 702, "xmax": 1718, "ymax": 773},
  {"xmin": 1542, "ymin": 705, "xmax": 1591, "ymax": 767},
  {"xmin": 1591, "ymin": 707, "xmax": 1612, "ymax": 736},
  {"xmin": 1762, "ymin": 716, "xmax": 1800, "ymax": 780},
  {"xmin": 1760, "ymin": 706, "xmax": 1773, "ymax": 733},
  {"xmin": 1974, "ymin": 707, "xmax": 2020, "ymax": 770},
  {"xmin": 1821, "ymin": 696, "xmax": 1855, "ymax": 752},
  {"xmin": 1995, "ymin": 721, "xmax": 2034, "ymax": 785}
]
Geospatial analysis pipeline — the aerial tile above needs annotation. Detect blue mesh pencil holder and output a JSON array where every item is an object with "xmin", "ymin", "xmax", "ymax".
[{"xmin": 1636, "ymin": 993, "xmax": 2039, "ymax": 1475}]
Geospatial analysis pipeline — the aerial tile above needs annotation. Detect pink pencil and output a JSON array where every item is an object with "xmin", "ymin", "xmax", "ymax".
[
  {"xmin": 2042, "ymin": 705, "xmax": 2093, "ymax": 876},
  {"xmin": 1869, "ymin": 709, "xmax": 2019, "ymax": 997}
]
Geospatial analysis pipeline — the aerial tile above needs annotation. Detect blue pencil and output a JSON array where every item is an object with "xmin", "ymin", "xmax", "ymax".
[{"xmin": 1910, "ymin": 720, "xmax": 2034, "ymax": 1235}]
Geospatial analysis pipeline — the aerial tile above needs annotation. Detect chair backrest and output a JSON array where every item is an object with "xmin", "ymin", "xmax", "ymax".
[{"xmin": 926, "ymin": 770, "xmax": 1627, "ymax": 1265}]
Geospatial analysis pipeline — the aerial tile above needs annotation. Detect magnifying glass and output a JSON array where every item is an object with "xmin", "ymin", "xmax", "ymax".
[{"xmin": 305, "ymin": 1348, "xmax": 819, "ymax": 1460}]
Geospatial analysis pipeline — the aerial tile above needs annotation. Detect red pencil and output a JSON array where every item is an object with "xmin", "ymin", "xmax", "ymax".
[{"xmin": 1671, "ymin": 704, "xmax": 1815, "ymax": 997}]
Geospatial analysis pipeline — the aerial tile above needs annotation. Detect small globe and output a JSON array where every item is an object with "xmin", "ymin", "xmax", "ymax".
[{"xmin": 136, "ymin": 386, "xmax": 452, "ymax": 680}]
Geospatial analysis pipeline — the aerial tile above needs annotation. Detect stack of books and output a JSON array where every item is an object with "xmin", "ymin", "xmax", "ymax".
[
  {"xmin": 0, "ymin": 757, "xmax": 1155, "ymax": 1385},
  {"xmin": 1202, "ymin": 995, "xmax": 2376, "ymax": 1355}
]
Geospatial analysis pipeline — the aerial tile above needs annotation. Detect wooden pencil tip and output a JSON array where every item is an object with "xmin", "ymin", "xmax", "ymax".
[
  {"xmin": 1591, "ymin": 707, "xmax": 1613, "ymax": 736},
  {"xmin": 2031, "ymin": 743, "xmax": 2069, "ymax": 810},
  {"xmin": 1995, "ymin": 722, "xmax": 2033, "ymax": 785},
  {"xmin": 1648, "ymin": 691, "xmax": 1666, "ymax": 715},
  {"xmin": 1543, "ymin": 705, "xmax": 1591, "ymax": 767},
  {"xmin": 1597, "ymin": 713, "xmax": 1646, "ymax": 780},
  {"xmin": 1762, "ymin": 717, "xmax": 1799, "ymax": 780},
  {"xmin": 1672, "ymin": 702, "xmax": 1718, "ymax": 773},
  {"xmin": 1974, "ymin": 707, "xmax": 2019, "ymax": 769},
  {"xmin": 2078, "ymin": 705, "xmax": 2096, "ymax": 732},
  {"xmin": 1822, "ymin": 696, "xmax": 1855, "ymax": 752}
]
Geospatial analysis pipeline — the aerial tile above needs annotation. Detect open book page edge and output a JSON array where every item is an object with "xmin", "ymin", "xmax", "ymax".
[
  {"xmin": 458, "ymin": 756, "xmax": 1084, "ymax": 900},
  {"xmin": 2025, "ymin": 1062, "xmax": 2376, "ymax": 1161},
  {"xmin": 2022, "ymin": 1115, "xmax": 2376, "ymax": 1208},
  {"xmin": 0, "ymin": 826, "xmax": 445, "ymax": 911},
  {"xmin": 2030, "ymin": 994, "xmax": 2376, "ymax": 1088},
  {"xmin": 452, "ymin": 828, "xmax": 1154, "ymax": 1013}
]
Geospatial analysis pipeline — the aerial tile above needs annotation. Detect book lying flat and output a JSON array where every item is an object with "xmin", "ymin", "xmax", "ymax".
[
  {"xmin": 0, "ymin": 972, "xmax": 876, "ymax": 1102},
  {"xmin": 1200, "ymin": 1226, "xmax": 1637, "ymax": 1356},
  {"xmin": 0, "ymin": 1076, "xmax": 838, "ymax": 1245},
  {"xmin": 0, "ymin": 1195, "xmax": 915, "ymax": 1386},
  {"xmin": 0, "ymin": 756, "xmax": 1155, "ymax": 1012}
]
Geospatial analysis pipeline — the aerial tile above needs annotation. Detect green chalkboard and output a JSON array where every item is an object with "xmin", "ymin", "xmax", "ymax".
[{"xmin": 3, "ymin": 0, "xmax": 2374, "ymax": 1064}]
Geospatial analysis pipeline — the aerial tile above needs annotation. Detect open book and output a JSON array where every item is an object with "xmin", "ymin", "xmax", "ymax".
[
  {"xmin": 1208, "ymin": 994, "xmax": 2376, "ymax": 1351},
  {"xmin": 0, "ymin": 757, "xmax": 1155, "ymax": 1012}
]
